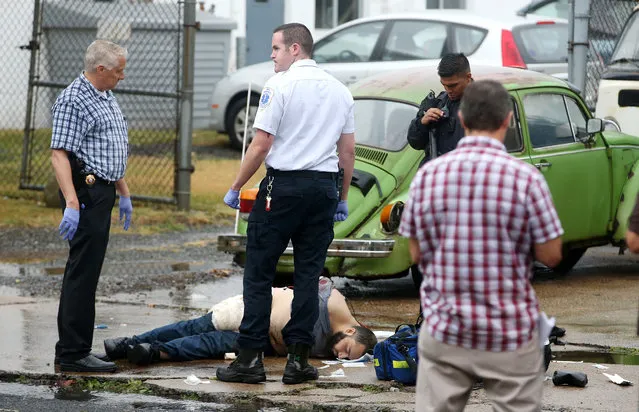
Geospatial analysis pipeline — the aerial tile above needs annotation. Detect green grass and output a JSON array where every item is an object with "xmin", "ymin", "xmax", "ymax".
[{"xmin": 0, "ymin": 129, "xmax": 264, "ymax": 232}]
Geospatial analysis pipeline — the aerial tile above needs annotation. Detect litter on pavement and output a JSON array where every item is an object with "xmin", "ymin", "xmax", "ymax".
[
  {"xmin": 184, "ymin": 374, "xmax": 211, "ymax": 385},
  {"xmin": 602, "ymin": 373, "xmax": 633, "ymax": 386}
]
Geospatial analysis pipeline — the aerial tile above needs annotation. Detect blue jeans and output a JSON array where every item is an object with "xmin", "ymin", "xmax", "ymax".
[
  {"xmin": 130, "ymin": 312, "xmax": 238, "ymax": 361},
  {"xmin": 238, "ymin": 172, "xmax": 338, "ymax": 351}
]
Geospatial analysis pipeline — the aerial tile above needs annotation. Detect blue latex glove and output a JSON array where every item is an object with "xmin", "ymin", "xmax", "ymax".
[
  {"xmin": 334, "ymin": 200, "xmax": 348, "ymax": 222},
  {"xmin": 119, "ymin": 196, "xmax": 133, "ymax": 231},
  {"xmin": 224, "ymin": 188, "xmax": 240, "ymax": 209},
  {"xmin": 59, "ymin": 207, "xmax": 80, "ymax": 241}
]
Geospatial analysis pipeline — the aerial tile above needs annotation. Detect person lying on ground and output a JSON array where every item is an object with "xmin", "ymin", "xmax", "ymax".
[{"xmin": 103, "ymin": 277, "xmax": 377, "ymax": 366}]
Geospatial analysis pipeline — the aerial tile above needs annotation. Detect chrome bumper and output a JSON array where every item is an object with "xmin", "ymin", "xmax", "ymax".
[{"xmin": 217, "ymin": 235, "xmax": 395, "ymax": 258}]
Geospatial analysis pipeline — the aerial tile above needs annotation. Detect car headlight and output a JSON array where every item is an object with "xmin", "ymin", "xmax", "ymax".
[{"xmin": 380, "ymin": 201, "xmax": 404, "ymax": 233}]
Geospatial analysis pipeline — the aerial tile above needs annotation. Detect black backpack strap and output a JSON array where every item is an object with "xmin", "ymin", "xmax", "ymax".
[{"xmin": 396, "ymin": 340, "xmax": 418, "ymax": 376}]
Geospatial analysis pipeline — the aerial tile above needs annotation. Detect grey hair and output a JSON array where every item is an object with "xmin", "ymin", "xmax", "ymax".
[
  {"xmin": 84, "ymin": 40, "xmax": 127, "ymax": 72},
  {"xmin": 459, "ymin": 80, "xmax": 512, "ymax": 131}
]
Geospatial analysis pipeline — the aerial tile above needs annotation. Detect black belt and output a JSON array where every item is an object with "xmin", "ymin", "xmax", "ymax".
[{"xmin": 266, "ymin": 168, "xmax": 337, "ymax": 179}]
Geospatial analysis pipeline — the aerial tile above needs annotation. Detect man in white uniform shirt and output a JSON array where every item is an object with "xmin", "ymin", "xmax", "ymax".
[{"xmin": 217, "ymin": 23, "xmax": 356, "ymax": 385}]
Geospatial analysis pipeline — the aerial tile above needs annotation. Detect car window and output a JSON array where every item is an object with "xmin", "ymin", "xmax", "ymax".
[
  {"xmin": 527, "ymin": 0, "xmax": 569, "ymax": 19},
  {"xmin": 380, "ymin": 20, "xmax": 448, "ymax": 61},
  {"xmin": 353, "ymin": 99, "xmax": 416, "ymax": 151},
  {"xmin": 505, "ymin": 97, "xmax": 524, "ymax": 153},
  {"xmin": 564, "ymin": 97, "xmax": 589, "ymax": 140},
  {"xmin": 451, "ymin": 24, "xmax": 487, "ymax": 56},
  {"xmin": 610, "ymin": 11, "xmax": 639, "ymax": 61},
  {"xmin": 512, "ymin": 23, "xmax": 568, "ymax": 64},
  {"xmin": 313, "ymin": 21, "xmax": 386, "ymax": 63},
  {"xmin": 523, "ymin": 93, "xmax": 576, "ymax": 148}
]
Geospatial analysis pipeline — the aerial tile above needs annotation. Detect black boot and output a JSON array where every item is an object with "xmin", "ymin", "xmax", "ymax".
[
  {"xmin": 104, "ymin": 337, "xmax": 131, "ymax": 360},
  {"xmin": 216, "ymin": 348, "xmax": 266, "ymax": 384},
  {"xmin": 127, "ymin": 343, "xmax": 161, "ymax": 366},
  {"xmin": 282, "ymin": 344, "xmax": 318, "ymax": 384}
]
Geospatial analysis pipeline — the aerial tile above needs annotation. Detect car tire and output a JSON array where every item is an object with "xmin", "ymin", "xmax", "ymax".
[
  {"xmin": 225, "ymin": 95, "xmax": 259, "ymax": 151},
  {"xmin": 410, "ymin": 265, "xmax": 422, "ymax": 290},
  {"xmin": 551, "ymin": 247, "xmax": 587, "ymax": 274}
]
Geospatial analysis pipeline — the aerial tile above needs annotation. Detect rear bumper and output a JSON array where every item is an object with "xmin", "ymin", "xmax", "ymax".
[{"xmin": 217, "ymin": 234, "xmax": 395, "ymax": 258}]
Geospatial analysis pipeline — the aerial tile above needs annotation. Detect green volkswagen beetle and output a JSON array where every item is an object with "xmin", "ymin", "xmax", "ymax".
[{"xmin": 218, "ymin": 65, "xmax": 639, "ymax": 286}]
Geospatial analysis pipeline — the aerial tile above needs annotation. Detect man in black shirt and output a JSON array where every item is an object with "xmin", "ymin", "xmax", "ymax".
[{"xmin": 407, "ymin": 53, "xmax": 473, "ymax": 163}]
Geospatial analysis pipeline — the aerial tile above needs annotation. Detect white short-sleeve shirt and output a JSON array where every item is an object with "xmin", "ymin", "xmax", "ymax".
[{"xmin": 253, "ymin": 59, "xmax": 355, "ymax": 172}]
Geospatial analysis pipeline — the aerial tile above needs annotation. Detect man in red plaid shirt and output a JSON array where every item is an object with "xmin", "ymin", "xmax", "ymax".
[{"xmin": 399, "ymin": 79, "xmax": 563, "ymax": 411}]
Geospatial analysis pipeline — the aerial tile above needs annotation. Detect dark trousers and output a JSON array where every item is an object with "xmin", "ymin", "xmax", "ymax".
[
  {"xmin": 55, "ymin": 183, "xmax": 115, "ymax": 361},
  {"xmin": 237, "ymin": 171, "xmax": 338, "ymax": 351},
  {"xmin": 129, "ymin": 312, "xmax": 240, "ymax": 361}
]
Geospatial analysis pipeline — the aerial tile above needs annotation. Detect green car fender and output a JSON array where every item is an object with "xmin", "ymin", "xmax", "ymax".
[{"xmin": 612, "ymin": 159, "xmax": 639, "ymax": 242}]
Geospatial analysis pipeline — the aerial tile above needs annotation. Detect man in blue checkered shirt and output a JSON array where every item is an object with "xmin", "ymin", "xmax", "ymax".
[{"xmin": 50, "ymin": 40, "xmax": 132, "ymax": 373}]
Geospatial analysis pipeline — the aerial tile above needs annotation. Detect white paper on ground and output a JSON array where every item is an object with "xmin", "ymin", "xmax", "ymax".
[
  {"xmin": 183, "ymin": 374, "xmax": 211, "ymax": 385},
  {"xmin": 342, "ymin": 362, "xmax": 366, "ymax": 368},
  {"xmin": 537, "ymin": 312, "xmax": 556, "ymax": 349},
  {"xmin": 319, "ymin": 369, "xmax": 346, "ymax": 378},
  {"xmin": 593, "ymin": 364, "xmax": 609, "ymax": 370},
  {"xmin": 321, "ymin": 360, "xmax": 341, "ymax": 365},
  {"xmin": 553, "ymin": 360, "xmax": 584, "ymax": 364},
  {"xmin": 338, "ymin": 353, "xmax": 374, "ymax": 363},
  {"xmin": 602, "ymin": 373, "xmax": 633, "ymax": 386},
  {"xmin": 374, "ymin": 330, "xmax": 394, "ymax": 340}
]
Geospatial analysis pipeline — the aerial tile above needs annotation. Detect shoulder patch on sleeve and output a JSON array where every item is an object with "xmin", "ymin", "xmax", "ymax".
[{"xmin": 259, "ymin": 87, "xmax": 274, "ymax": 109}]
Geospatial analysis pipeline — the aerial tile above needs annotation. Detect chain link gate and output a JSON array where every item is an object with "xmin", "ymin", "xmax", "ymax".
[
  {"xmin": 11, "ymin": 0, "xmax": 191, "ymax": 203},
  {"xmin": 586, "ymin": 0, "xmax": 636, "ymax": 109}
]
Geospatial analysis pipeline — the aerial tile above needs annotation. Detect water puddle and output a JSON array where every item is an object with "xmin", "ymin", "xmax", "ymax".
[
  {"xmin": 1, "ymin": 260, "xmax": 232, "ymax": 278},
  {"xmin": 106, "ymin": 275, "xmax": 243, "ymax": 309},
  {"xmin": 553, "ymin": 350, "xmax": 639, "ymax": 365}
]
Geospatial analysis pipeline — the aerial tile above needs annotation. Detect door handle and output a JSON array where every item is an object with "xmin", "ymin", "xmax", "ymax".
[{"xmin": 534, "ymin": 162, "xmax": 552, "ymax": 170}]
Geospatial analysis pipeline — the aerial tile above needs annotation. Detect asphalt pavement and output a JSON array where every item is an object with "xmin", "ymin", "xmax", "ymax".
[{"xmin": 0, "ymin": 227, "xmax": 638, "ymax": 411}]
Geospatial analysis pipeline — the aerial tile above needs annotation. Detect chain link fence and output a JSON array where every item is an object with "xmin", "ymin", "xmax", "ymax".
[
  {"xmin": 586, "ymin": 0, "xmax": 635, "ymax": 109},
  {"xmin": 1, "ymin": 0, "xmax": 185, "ymax": 202}
]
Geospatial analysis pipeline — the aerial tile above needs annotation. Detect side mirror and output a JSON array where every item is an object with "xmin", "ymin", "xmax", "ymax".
[
  {"xmin": 587, "ymin": 118, "xmax": 603, "ymax": 134},
  {"xmin": 587, "ymin": 118, "xmax": 621, "ymax": 134}
]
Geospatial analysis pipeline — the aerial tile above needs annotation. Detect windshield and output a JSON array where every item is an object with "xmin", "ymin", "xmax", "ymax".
[
  {"xmin": 354, "ymin": 99, "xmax": 416, "ymax": 151},
  {"xmin": 513, "ymin": 23, "xmax": 569, "ymax": 64},
  {"xmin": 610, "ymin": 11, "xmax": 639, "ymax": 62}
]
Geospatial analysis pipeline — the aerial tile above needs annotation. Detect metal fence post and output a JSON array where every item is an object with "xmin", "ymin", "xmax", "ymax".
[
  {"xmin": 177, "ymin": 0, "xmax": 196, "ymax": 210},
  {"xmin": 19, "ymin": 0, "xmax": 41, "ymax": 188},
  {"xmin": 569, "ymin": 0, "xmax": 592, "ymax": 96}
]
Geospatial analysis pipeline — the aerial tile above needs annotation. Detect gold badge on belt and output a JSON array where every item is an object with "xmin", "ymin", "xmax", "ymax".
[{"xmin": 85, "ymin": 174, "xmax": 96, "ymax": 187}]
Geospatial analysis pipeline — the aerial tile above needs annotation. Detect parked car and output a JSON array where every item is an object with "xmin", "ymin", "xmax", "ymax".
[
  {"xmin": 218, "ymin": 65, "xmax": 638, "ymax": 287},
  {"xmin": 210, "ymin": 11, "xmax": 568, "ymax": 150},
  {"xmin": 595, "ymin": 2, "xmax": 639, "ymax": 138}
]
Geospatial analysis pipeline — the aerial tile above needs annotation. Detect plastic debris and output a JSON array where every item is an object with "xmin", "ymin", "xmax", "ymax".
[
  {"xmin": 94, "ymin": 324, "xmax": 108, "ymax": 329},
  {"xmin": 553, "ymin": 360, "xmax": 583, "ymax": 364},
  {"xmin": 592, "ymin": 364, "xmax": 609, "ymax": 370},
  {"xmin": 552, "ymin": 370, "xmax": 588, "ymax": 387},
  {"xmin": 602, "ymin": 373, "xmax": 633, "ymax": 386},
  {"xmin": 390, "ymin": 387, "xmax": 400, "ymax": 392},
  {"xmin": 184, "ymin": 374, "xmax": 211, "ymax": 385},
  {"xmin": 224, "ymin": 352, "xmax": 237, "ymax": 360}
]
